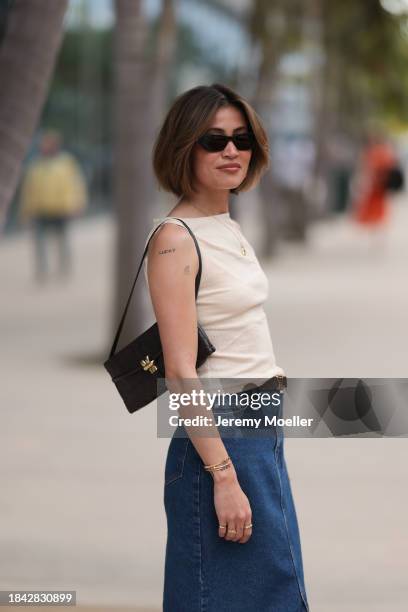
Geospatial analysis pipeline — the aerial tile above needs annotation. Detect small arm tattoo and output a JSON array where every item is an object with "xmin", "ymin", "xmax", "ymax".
[
  {"xmin": 184, "ymin": 264, "xmax": 191, "ymax": 275},
  {"xmin": 158, "ymin": 248, "xmax": 176, "ymax": 255}
]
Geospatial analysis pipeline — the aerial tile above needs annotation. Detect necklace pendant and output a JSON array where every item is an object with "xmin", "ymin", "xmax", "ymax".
[{"xmin": 241, "ymin": 247, "xmax": 247, "ymax": 256}]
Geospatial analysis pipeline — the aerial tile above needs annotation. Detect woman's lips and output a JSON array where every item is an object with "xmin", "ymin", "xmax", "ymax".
[{"xmin": 217, "ymin": 166, "xmax": 241, "ymax": 173}]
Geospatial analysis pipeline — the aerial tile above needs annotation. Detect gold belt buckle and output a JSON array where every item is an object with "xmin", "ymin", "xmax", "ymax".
[{"xmin": 275, "ymin": 374, "xmax": 286, "ymax": 392}]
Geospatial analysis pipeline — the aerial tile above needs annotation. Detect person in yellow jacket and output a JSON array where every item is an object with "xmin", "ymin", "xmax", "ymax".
[{"xmin": 19, "ymin": 130, "xmax": 88, "ymax": 282}]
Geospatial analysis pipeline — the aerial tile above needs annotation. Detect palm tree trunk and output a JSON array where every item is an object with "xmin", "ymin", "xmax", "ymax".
[
  {"xmin": 113, "ymin": 0, "xmax": 152, "ymax": 348},
  {"xmin": 249, "ymin": 0, "xmax": 306, "ymax": 254},
  {"xmin": 112, "ymin": 0, "xmax": 176, "ymax": 349},
  {"xmin": 0, "ymin": 0, "xmax": 68, "ymax": 229}
]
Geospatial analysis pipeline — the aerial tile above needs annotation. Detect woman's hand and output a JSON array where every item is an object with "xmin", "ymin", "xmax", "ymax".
[{"xmin": 212, "ymin": 466, "xmax": 253, "ymax": 544}]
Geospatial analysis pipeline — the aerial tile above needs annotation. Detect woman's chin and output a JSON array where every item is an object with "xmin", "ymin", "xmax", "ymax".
[{"xmin": 213, "ymin": 176, "xmax": 244, "ymax": 190}]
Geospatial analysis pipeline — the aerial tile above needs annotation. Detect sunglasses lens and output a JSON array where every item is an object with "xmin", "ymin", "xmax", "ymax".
[
  {"xmin": 234, "ymin": 134, "xmax": 254, "ymax": 150},
  {"xmin": 198, "ymin": 135, "xmax": 228, "ymax": 152},
  {"xmin": 197, "ymin": 133, "xmax": 254, "ymax": 152}
]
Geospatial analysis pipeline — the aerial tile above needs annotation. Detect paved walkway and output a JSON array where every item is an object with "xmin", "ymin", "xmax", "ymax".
[{"xmin": 1, "ymin": 195, "xmax": 407, "ymax": 611}]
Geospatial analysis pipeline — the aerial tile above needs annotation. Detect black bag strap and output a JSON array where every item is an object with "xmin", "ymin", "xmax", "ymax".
[{"xmin": 108, "ymin": 218, "xmax": 202, "ymax": 358}]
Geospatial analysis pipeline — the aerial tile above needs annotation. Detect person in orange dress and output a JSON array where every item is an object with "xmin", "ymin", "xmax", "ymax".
[
  {"xmin": 351, "ymin": 133, "xmax": 397, "ymax": 233},
  {"xmin": 350, "ymin": 132, "xmax": 398, "ymax": 252}
]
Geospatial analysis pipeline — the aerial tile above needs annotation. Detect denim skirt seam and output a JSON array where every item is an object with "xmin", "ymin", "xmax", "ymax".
[
  {"xmin": 164, "ymin": 437, "xmax": 190, "ymax": 486},
  {"xmin": 274, "ymin": 445, "xmax": 310, "ymax": 611},
  {"xmin": 274, "ymin": 399, "xmax": 309, "ymax": 610},
  {"xmin": 192, "ymin": 459, "xmax": 209, "ymax": 612}
]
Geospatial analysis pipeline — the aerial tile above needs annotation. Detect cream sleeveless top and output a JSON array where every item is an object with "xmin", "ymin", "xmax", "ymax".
[{"xmin": 143, "ymin": 213, "xmax": 285, "ymax": 392}]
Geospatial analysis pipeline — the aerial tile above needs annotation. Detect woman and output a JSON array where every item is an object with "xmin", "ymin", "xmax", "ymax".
[{"xmin": 143, "ymin": 84, "xmax": 309, "ymax": 611}]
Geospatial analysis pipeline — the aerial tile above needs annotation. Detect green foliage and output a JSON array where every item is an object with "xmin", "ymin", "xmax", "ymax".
[
  {"xmin": 321, "ymin": 0, "xmax": 408, "ymax": 129},
  {"xmin": 248, "ymin": 0, "xmax": 408, "ymax": 132}
]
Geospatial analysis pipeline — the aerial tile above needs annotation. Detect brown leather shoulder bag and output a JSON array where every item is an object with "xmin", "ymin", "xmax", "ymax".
[{"xmin": 104, "ymin": 218, "xmax": 216, "ymax": 413}]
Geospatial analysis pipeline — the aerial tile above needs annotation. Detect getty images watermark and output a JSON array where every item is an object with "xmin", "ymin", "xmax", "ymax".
[
  {"xmin": 167, "ymin": 388, "xmax": 312, "ymax": 430},
  {"xmin": 156, "ymin": 377, "xmax": 408, "ymax": 438}
]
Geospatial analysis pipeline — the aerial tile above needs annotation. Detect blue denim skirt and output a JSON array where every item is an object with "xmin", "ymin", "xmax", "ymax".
[{"xmin": 163, "ymin": 389, "xmax": 310, "ymax": 612}]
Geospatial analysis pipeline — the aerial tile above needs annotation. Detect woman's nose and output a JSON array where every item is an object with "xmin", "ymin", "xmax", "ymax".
[{"xmin": 222, "ymin": 140, "xmax": 238, "ymax": 156}]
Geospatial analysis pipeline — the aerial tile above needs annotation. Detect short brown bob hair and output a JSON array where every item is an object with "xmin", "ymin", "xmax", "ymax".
[{"xmin": 152, "ymin": 83, "xmax": 269, "ymax": 198}]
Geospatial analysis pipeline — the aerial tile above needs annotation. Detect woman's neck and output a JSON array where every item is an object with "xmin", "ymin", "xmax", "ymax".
[{"xmin": 179, "ymin": 193, "xmax": 230, "ymax": 216}]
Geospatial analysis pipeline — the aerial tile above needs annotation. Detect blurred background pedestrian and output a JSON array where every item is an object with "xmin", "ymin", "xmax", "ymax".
[
  {"xmin": 19, "ymin": 129, "xmax": 88, "ymax": 283},
  {"xmin": 350, "ymin": 130, "xmax": 400, "ymax": 251}
]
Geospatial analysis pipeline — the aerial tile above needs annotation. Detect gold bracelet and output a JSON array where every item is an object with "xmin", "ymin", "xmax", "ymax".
[
  {"xmin": 203, "ymin": 456, "xmax": 230, "ymax": 471},
  {"xmin": 212, "ymin": 461, "xmax": 232, "ymax": 472},
  {"xmin": 204, "ymin": 456, "xmax": 230, "ymax": 470},
  {"xmin": 208, "ymin": 462, "xmax": 232, "ymax": 479}
]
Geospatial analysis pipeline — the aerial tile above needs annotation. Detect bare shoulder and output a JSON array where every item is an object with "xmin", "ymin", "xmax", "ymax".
[
  {"xmin": 147, "ymin": 222, "xmax": 198, "ymax": 276},
  {"xmin": 148, "ymin": 222, "xmax": 193, "ymax": 254}
]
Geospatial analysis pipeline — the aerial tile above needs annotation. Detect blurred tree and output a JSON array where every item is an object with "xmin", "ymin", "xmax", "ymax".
[
  {"xmin": 112, "ymin": 0, "xmax": 176, "ymax": 348},
  {"xmin": 0, "ymin": 0, "xmax": 68, "ymax": 229},
  {"xmin": 249, "ymin": 0, "xmax": 307, "ymax": 252}
]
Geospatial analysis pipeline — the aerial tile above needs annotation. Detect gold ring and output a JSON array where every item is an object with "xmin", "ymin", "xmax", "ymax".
[
  {"xmin": 227, "ymin": 529, "xmax": 237, "ymax": 534},
  {"xmin": 244, "ymin": 523, "xmax": 253, "ymax": 529},
  {"xmin": 219, "ymin": 525, "xmax": 227, "ymax": 529}
]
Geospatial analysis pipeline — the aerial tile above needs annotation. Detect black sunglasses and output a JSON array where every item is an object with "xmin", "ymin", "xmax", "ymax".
[{"xmin": 197, "ymin": 132, "xmax": 255, "ymax": 152}]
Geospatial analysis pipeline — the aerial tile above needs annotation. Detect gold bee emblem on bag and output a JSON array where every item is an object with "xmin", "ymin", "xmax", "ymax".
[{"xmin": 140, "ymin": 355, "xmax": 158, "ymax": 374}]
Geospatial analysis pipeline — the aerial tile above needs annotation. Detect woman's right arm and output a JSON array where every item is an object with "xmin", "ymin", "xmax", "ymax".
[{"xmin": 147, "ymin": 222, "xmax": 252, "ymax": 543}]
